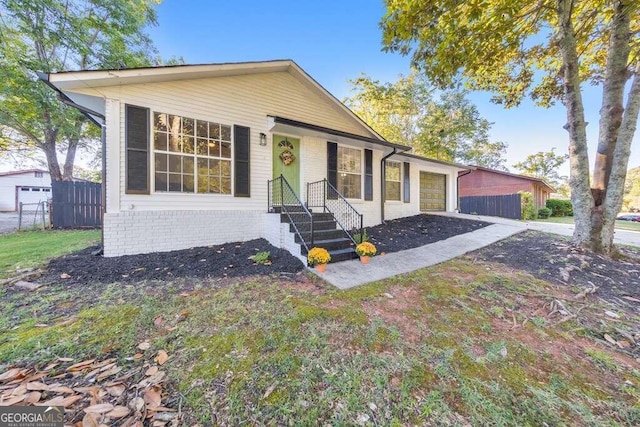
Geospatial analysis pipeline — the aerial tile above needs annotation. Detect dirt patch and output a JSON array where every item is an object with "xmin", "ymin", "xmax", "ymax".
[
  {"xmin": 367, "ymin": 214, "xmax": 491, "ymax": 253},
  {"xmin": 473, "ymin": 231, "xmax": 640, "ymax": 305},
  {"xmin": 38, "ymin": 238, "xmax": 305, "ymax": 286},
  {"xmin": 361, "ymin": 286, "xmax": 424, "ymax": 343}
]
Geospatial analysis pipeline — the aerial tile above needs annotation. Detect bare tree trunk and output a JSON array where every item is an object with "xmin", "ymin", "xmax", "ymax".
[
  {"xmin": 602, "ymin": 62, "xmax": 640, "ymax": 252},
  {"xmin": 62, "ymin": 137, "xmax": 79, "ymax": 181},
  {"xmin": 588, "ymin": 0, "xmax": 633, "ymax": 253},
  {"xmin": 556, "ymin": 0, "xmax": 593, "ymax": 246}
]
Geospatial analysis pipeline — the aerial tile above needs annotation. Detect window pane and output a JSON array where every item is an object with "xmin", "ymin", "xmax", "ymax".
[
  {"xmin": 155, "ymin": 154, "xmax": 167, "ymax": 172},
  {"xmin": 209, "ymin": 123, "xmax": 220, "ymax": 140},
  {"xmin": 154, "ymin": 132, "xmax": 167, "ymax": 151},
  {"xmin": 196, "ymin": 121, "xmax": 208, "ymax": 138},
  {"xmin": 168, "ymin": 115, "xmax": 181, "ymax": 133},
  {"xmin": 221, "ymin": 142, "xmax": 231, "ymax": 159},
  {"xmin": 183, "ymin": 157, "xmax": 194, "ymax": 174},
  {"xmin": 182, "ymin": 117, "xmax": 194, "ymax": 136},
  {"xmin": 209, "ymin": 159, "xmax": 220, "ymax": 176},
  {"xmin": 386, "ymin": 182, "xmax": 401, "ymax": 201},
  {"xmin": 155, "ymin": 173, "xmax": 167, "ymax": 192},
  {"xmin": 168, "ymin": 173, "xmax": 181, "ymax": 192},
  {"xmin": 220, "ymin": 125, "xmax": 231, "ymax": 141},
  {"xmin": 154, "ymin": 113, "xmax": 167, "ymax": 132},
  {"xmin": 198, "ymin": 174, "xmax": 209, "ymax": 193},
  {"xmin": 197, "ymin": 158, "xmax": 208, "ymax": 175},
  {"xmin": 183, "ymin": 175, "xmax": 194, "ymax": 192},
  {"xmin": 220, "ymin": 160, "xmax": 231, "ymax": 177},
  {"xmin": 338, "ymin": 147, "xmax": 361, "ymax": 173},
  {"xmin": 209, "ymin": 177, "xmax": 221, "ymax": 193},
  {"xmin": 221, "ymin": 178, "xmax": 231, "ymax": 194},
  {"xmin": 208, "ymin": 140, "xmax": 220, "ymax": 157},
  {"xmin": 386, "ymin": 162, "xmax": 401, "ymax": 181},
  {"xmin": 168, "ymin": 132, "xmax": 181, "ymax": 152},
  {"xmin": 182, "ymin": 136, "xmax": 194, "ymax": 154},
  {"xmin": 338, "ymin": 173, "xmax": 361, "ymax": 199},
  {"xmin": 197, "ymin": 138, "xmax": 208, "ymax": 155},
  {"xmin": 169, "ymin": 155, "xmax": 181, "ymax": 173}
]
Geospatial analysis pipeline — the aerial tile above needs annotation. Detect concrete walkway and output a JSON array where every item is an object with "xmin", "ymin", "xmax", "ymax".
[
  {"xmin": 315, "ymin": 222, "xmax": 525, "ymax": 289},
  {"xmin": 434, "ymin": 212, "xmax": 640, "ymax": 248}
]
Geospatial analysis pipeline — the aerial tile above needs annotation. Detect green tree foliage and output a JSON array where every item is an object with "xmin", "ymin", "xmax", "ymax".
[
  {"xmin": 344, "ymin": 74, "xmax": 508, "ymax": 169},
  {"xmin": 381, "ymin": 0, "xmax": 640, "ymax": 254},
  {"xmin": 513, "ymin": 148, "xmax": 568, "ymax": 187},
  {"xmin": 0, "ymin": 0, "xmax": 160, "ymax": 180}
]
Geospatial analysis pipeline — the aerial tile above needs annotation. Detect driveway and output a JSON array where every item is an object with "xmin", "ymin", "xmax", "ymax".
[
  {"xmin": 0, "ymin": 212, "xmax": 19, "ymax": 234},
  {"xmin": 436, "ymin": 212, "xmax": 640, "ymax": 248}
]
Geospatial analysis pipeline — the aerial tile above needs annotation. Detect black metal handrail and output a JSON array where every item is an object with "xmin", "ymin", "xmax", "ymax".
[
  {"xmin": 267, "ymin": 175, "xmax": 314, "ymax": 252},
  {"xmin": 306, "ymin": 179, "xmax": 363, "ymax": 245}
]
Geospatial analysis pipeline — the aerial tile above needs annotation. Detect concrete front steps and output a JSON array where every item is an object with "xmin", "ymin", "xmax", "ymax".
[{"xmin": 274, "ymin": 206, "xmax": 357, "ymax": 263}]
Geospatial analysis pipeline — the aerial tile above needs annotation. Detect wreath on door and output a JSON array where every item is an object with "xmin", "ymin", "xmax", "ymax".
[{"xmin": 278, "ymin": 139, "xmax": 296, "ymax": 166}]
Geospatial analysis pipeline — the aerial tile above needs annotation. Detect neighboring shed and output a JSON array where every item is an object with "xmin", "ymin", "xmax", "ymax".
[
  {"xmin": 458, "ymin": 166, "xmax": 555, "ymax": 210},
  {"xmin": 0, "ymin": 169, "xmax": 52, "ymax": 212}
]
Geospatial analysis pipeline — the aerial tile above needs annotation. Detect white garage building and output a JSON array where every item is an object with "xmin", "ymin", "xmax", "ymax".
[{"xmin": 0, "ymin": 169, "xmax": 52, "ymax": 212}]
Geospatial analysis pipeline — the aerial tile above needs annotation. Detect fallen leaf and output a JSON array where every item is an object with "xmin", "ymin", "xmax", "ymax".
[
  {"xmin": 0, "ymin": 368, "xmax": 21, "ymax": 382},
  {"xmin": 129, "ymin": 396, "xmax": 145, "ymax": 412},
  {"xmin": 144, "ymin": 389, "xmax": 162, "ymax": 409},
  {"xmin": 604, "ymin": 310, "xmax": 620, "ymax": 319},
  {"xmin": 133, "ymin": 353, "xmax": 144, "ymax": 360},
  {"xmin": 60, "ymin": 273, "xmax": 71, "ymax": 279},
  {"xmin": 262, "ymin": 382, "xmax": 277, "ymax": 400},
  {"xmin": 1, "ymin": 395, "xmax": 25, "ymax": 405},
  {"xmin": 154, "ymin": 316, "xmax": 164, "ymax": 326},
  {"xmin": 145, "ymin": 366, "xmax": 159, "ymax": 376},
  {"xmin": 155, "ymin": 350, "xmax": 169, "ymax": 366},
  {"xmin": 622, "ymin": 296, "xmax": 640, "ymax": 302},
  {"xmin": 57, "ymin": 357, "xmax": 74, "ymax": 362},
  {"xmin": 67, "ymin": 359, "xmax": 96, "ymax": 372},
  {"xmin": 84, "ymin": 403, "xmax": 115, "ymax": 414},
  {"xmin": 107, "ymin": 406, "xmax": 130, "ymax": 418},
  {"xmin": 59, "ymin": 394, "xmax": 83, "ymax": 407},
  {"xmin": 26, "ymin": 381, "xmax": 49, "ymax": 391},
  {"xmin": 24, "ymin": 391, "xmax": 42, "ymax": 404},
  {"xmin": 106, "ymin": 384, "xmax": 126, "ymax": 397},
  {"xmin": 49, "ymin": 385, "xmax": 75, "ymax": 394},
  {"xmin": 82, "ymin": 412, "xmax": 100, "ymax": 427},
  {"xmin": 138, "ymin": 342, "xmax": 151, "ymax": 351},
  {"xmin": 96, "ymin": 366, "xmax": 122, "ymax": 381},
  {"xmin": 604, "ymin": 333, "xmax": 618, "ymax": 346}
]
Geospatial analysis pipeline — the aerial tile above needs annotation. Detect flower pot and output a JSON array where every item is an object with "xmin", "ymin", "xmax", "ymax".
[
  {"xmin": 360, "ymin": 255, "xmax": 370, "ymax": 264},
  {"xmin": 315, "ymin": 263, "xmax": 327, "ymax": 273}
]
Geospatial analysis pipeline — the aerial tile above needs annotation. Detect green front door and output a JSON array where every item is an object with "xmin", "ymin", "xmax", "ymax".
[{"xmin": 272, "ymin": 135, "xmax": 301, "ymax": 195}]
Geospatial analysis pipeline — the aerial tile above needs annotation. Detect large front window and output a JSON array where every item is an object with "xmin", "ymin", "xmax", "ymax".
[
  {"xmin": 337, "ymin": 146, "xmax": 361, "ymax": 199},
  {"xmin": 153, "ymin": 112, "xmax": 232, "ymax": 194},
  {"xmin": 385, "ymin": 161, "xmax": 401, "ymax": 201}
]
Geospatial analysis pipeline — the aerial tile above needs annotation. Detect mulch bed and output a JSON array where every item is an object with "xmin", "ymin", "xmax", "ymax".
[
  {"xmin": 473, "ymin": 231, "xmax": 640, "ymax": 304},
  {"xmin": 367, "ymin": 214, "xmax": 491, "ymax": 253},
  {"xmin": 39, "ymin": 238, "xmax": 305, "ymax": 286}
]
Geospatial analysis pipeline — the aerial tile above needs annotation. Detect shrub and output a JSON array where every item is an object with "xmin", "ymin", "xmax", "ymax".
[
  {"xmin": 546, "ymin": 199, "xmax": 573, "ymax": 217},
  {"xmin": 249, "ymin": 251, "xmax": 271, "ymax": 265},
  {"xmin": 519, "ymin": 191, "xmax": 538, "ymax": 220},
  {"xmin": 307, "ymin": 247, "xmax": 331, "ymax": 266},
  {"xmin": 538, "ymin": 207, "xmax": 552, "ymax": 219},
  {"xmin": 353, "ymin": 228, "xmax": 368, "ymax": 244},
  {"xmin": 355, "ymin": 242, "xmax": 377, "ymax": 257}
]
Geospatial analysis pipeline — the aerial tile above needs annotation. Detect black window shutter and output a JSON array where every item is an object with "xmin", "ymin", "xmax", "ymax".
[
  {"xmin": 364, "ymin": 149, "xmax": 373, "ymax": 201},
  {"xmin": 403, "ymin": 162, "xmax": 410, "ymax": 203},
  {"xmin": 327, "ymin": 142, "xmax": 338, "ymax": 200},
  {"xmin": 125, "ymin": 104, "xmax": 150, "ymax": 194},
  {"xmin": 234, "ymin": 125, "xmax": 250, "ymax": 197}
]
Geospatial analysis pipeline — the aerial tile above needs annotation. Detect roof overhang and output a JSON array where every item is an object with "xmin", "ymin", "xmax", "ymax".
[
  {"xmin": 267, "ymin": 116, "xmax": 411, "ymax": 152},
  {"xmin": 393, "ymin": 152, "xmax": 473, "ymax": 172}
]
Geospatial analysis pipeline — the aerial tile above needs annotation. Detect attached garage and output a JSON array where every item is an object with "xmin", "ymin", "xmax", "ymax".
[{"xmin": 420, "ymin": 172, "xmax": 446, "ymax": 211}]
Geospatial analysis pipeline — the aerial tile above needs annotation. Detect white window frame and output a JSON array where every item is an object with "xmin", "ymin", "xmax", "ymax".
[
  {"xmin": 385, "ymin": 161, "xmax": 402, "ymax": 202},
  {"xmin": 151, "ymin": 111, "xmax": 233, "ymax": 195},
  {"xmin": 337, "ymin": 145, "xmax": 363, "ymax": 200}
]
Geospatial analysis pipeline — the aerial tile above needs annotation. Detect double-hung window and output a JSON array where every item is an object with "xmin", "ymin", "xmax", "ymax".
[
  {"xmin": 153, "ymin": 112, "xmax": 232, "ymax": 194},
  {"xmin": 385, "ymin": 161, "xmax": 402, "ymax": 201},
  {"xmin": 337, "ymin": 146, "xmax": 361, "ymax": 199}
]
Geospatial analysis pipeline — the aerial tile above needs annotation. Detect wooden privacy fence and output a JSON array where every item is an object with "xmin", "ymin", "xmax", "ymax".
[
  {"xmin": 52, "ymin": 181, "xmax": 102, "ymax": 228},
  {"xmin": 460, "ymin": 193, "xmax": 522, "ymax": 220}
]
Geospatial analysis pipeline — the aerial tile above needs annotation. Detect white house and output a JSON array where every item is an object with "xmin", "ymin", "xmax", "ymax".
[
  {"xmin": 42, "ymin": 60, "xmax": 469, "ymax": 260},
  {"xmin": 0, "ymin": 169, "xmax": 52, "ymax": 212}
]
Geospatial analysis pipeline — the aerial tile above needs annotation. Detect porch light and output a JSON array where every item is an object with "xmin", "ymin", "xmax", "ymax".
[{"xmin": 259, "ymin": 132, "xmax": 267, "ymax": 146}]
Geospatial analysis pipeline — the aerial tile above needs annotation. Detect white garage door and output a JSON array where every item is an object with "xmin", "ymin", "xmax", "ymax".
[{"xmin": 18, "ymin": 187, "xmax": 51, "ymax": 208}]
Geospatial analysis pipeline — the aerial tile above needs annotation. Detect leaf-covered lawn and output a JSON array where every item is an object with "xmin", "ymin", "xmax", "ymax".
[
  {"xmin": 1, "ymin": 255, "xmax": 639, "ymax": 425},
  {"xmin": 0, "ymin": 229, "xmax": 100, "ymax": 279}
]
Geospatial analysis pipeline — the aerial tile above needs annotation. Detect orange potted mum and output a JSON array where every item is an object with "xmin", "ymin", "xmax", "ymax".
[
  {"xmin": 307, "ymin": 247, "xmax": 331, "ymax": 273},
  {"xmin": 355, "ymin": 242, "xmax": 377, "ymax": 264}
]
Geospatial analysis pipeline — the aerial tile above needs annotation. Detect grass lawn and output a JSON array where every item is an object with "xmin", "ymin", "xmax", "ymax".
[
  {"xmin": 0, "ymin": 229, "xmax": 100, "ymax": 279},
  {"xmin": 1, "ymin": 232, "xmax": 639, "ymax": 425},
  {"xmin": 535, "ymin": 215, "xmax": 640, "ymax": 232}
]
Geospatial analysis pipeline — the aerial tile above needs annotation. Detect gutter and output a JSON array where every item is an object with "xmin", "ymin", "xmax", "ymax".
[{"xmin": 37, "ymin": 72, "xmax": 107, "ymax": 252}]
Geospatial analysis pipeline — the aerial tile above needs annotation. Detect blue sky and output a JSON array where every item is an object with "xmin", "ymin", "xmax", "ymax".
[{"xmin": 144, "ymin": 0, "xmax": 639, "ymax": 177}]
